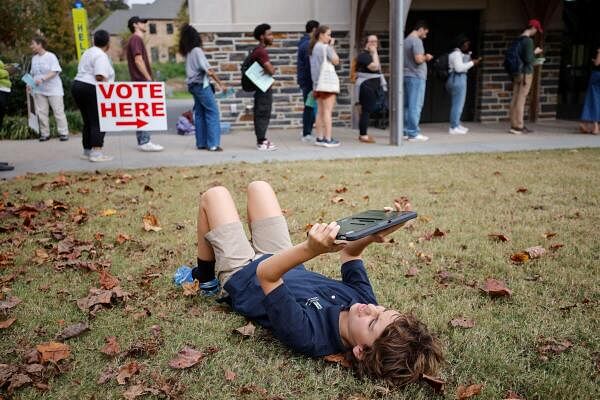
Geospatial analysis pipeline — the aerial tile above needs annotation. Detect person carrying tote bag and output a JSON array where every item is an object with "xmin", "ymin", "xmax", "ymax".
[{"xmin": 310, "ymin": 25, "xmax": 341, "ymax": 148}]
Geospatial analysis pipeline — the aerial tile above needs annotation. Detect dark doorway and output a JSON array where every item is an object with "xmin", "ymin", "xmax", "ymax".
[
  {"xmin": 405, "ymin": 10, "xmax": 481, "ymax": 123},
  {"xmin": 558, "ymin": 0, "xmax": 600, "ymax": 120}
]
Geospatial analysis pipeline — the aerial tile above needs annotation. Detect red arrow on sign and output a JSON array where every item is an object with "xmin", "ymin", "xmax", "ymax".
[{"xmin": 116, "ymin": 119, "xmax": 148, "ymax": 128}]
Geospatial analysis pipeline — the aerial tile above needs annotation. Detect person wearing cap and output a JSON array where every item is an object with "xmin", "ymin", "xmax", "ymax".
[
  {"xmin": 446, "ymin": 35, "xmax": 481, "ymax": 135},
  {"xmin": 508, "ymin": 19, "xmax": 544, "ymax": 135},
  {"xmin": 125, "ymin": 16, "xmax": 164, "ymax": 152}
]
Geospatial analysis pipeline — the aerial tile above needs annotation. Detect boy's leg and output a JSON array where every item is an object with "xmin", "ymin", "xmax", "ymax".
[
  {"xmin": 201, "ymin": 186, "xmax": 255, "ymax": 288},
  {"xmin": 246, "ymin": 181, "xmax": 292, "ymax": 256}
]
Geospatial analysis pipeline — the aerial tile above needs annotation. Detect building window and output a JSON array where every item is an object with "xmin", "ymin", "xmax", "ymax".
[
  {"xmin": 149, "ymin": 23, "xmax": 157, "ymax": 34},
  {"xmin": 168, "ymin": 46, "xmax": 176, "ymax": 63},
  {"xmin": 166, "ymin": 23, "xmax": 174, "ymax": 35},
  {"xmin": 150, "ymin": 47, "xmax": 159, "ymax": 63}
]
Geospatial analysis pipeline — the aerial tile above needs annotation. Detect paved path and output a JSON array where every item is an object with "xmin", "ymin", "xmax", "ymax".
[{"xmin": 1, "ymin": 99, "xmax": 599, "ymax": 180}]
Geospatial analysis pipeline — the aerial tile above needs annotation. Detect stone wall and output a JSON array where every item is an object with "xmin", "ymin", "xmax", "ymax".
[
  {"xmin": 477, "ymin": 30, "xmax": 561, "ymax": 123},
  {"xmin": 199, "ymin": 31, "xmax": 353, "ymax": 130}
]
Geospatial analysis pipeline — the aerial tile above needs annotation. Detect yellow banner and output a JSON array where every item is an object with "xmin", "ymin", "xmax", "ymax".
[{"xmin": 72, "ymin": 8, "xmax": 90, "ymax": 60}]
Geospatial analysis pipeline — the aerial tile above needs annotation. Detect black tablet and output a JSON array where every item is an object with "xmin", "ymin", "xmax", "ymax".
[{"xmin": 335, "ymin": 210, "xmax": 417, "ymax": 241}]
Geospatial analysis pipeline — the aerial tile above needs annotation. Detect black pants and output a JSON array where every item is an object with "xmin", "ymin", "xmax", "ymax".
[
  {"xmin": 359, "ymin": 78, "xmax": 381, "ymax": 136},
  {"xmin": 0, "ymin": 91, "xmax": 8, "ymax": 130},
  {"xmin": 253, "ymin": 88, "xmax": 272, "ymax": 144},
  {"xmin": 359, "ymin": 109, "xmax": 370, "ymax": 136},
  {"xmin": 71, "ymin": 80, "xmax": 104, "ymax": 149}
]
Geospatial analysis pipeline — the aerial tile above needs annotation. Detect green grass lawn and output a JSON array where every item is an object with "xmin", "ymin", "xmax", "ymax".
[{"xmin": 1, "ymin": 149, "xmax": 599, "ymax": 399}]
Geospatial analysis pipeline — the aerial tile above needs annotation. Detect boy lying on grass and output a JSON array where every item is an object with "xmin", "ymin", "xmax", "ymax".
[{"xmin": 174, "ymin": 181, "xmax": 443, "ymax": 386}]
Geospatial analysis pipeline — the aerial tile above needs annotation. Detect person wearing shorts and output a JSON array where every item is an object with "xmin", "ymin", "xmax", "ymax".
[{"xmin": 173, "ymin": 181, "xmax": 443, "ymax": 387}]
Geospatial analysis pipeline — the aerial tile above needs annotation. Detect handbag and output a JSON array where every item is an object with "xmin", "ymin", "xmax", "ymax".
[{"xmin": 315, "ymin": 45, "xmax": 340, "ymax": 93}]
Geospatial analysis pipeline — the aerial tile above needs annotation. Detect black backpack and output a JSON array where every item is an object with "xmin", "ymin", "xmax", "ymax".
[
  {"xmin": 240, "ymin": 48, "xmax": 258, "ymax": 92},
  {"xmin": 503, "ymin": 37, "xmax": 526, "ymax": 77},
  {"xmin": 432, "ymin": 53, "xmax": 450, "ymax": 81}
]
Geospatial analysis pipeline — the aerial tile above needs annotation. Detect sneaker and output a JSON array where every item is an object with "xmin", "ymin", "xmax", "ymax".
[
  {"xmin": 208, "ymin": 146, "xmax": 223, "ymax": 152},
  {"xmin": 89, "ymin": 152, "xmax": 114, "ymax": 162},
  {"xmin": 199, "ymin": 278, "xmax": 220, "ymax": 296},
  {"xmin": 458, "ymin": 125, "xmax": 470, "ymax": 133},
  {"xmin": 407, "ymin": 134, "xmax": 429, "ymax": 142},
  {"xmin": 257, "ymin": 140, "xmax": 277, "ymax": 151},
  {"xmin": 449, "ymin": 127, "xmax": 467, "ymax": 135},
  {"xmin": 522, "ymin": 126, "xmax": 534, "ymax": 134},
  {"xmin": 59, "ymin": 135, "xmax": 69, "ymax": 142},
  {"xmin": 0, "ymin": 164, "xmax": 14, "ymax": 171},
  {"xmin": 138, "ymin": 142, "xmax": 164, "ymax": 152},
  {"xmin": 314, "ymin": 137, "xmax": 326, "ymax": 147},
  {"xmin": 322, "ymin": 138, "xmax": 341, "ymax": 148},
  {"xmin": 39, "ymin": 136, "xmax": 50, "ymax": 142},
  {"xmin": 509, "ymin": 127, "xmax": 523, "ymax": 135},
  {"xmin": 300, "ymin": 134, "xmax": 314, "ymax": 143}
]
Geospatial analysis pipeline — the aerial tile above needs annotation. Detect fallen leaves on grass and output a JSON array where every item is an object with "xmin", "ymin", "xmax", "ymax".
[
  {"xmin": 405, "ymin": 267, "xmax": 419, "ymax": 277},
  {"xmin": 416, "ymin": 252, "xmax": 432, "ymax": 264},
  {"xmin": 116, "ymin": 233, "xmax": 131, "ymax": 245},
  {"xmin": 36, "ymin": 342, "xmax": 71, "ymax": 364},
  {"xmin": 142, "ymin": 213, "xmax": 162, "ymax": 232},
  {"xmin": 488, "ymin": 233, "xmax": 510, "ymax": 242},
  {"xmin": 233, "ymin": 321, "xmax": 256, "ymax": 338},
  {"xmin": 418, "ymin": 228, "xmax": 447, "ymax": 242},
  {"xmin": 543, "ymin": 232, "xmax": 557, "ymax": 239},
  {"xmin": 101, "ymin": 209, "xmax": 117, "ymax": 217},
  {"xmin": 0, "ymin": 318, "xmax": 16, "ymax": 329},
  {"xmin": 456, "ymin": 383, "xmax": 484, "ymax": 399},
  {"xmin": 480, "ymin": 279, "xmax": 512, "ymax": 298},
  {"xmin": 549, "ymin": 243, "xmax": 564, "ymax": 251},
  {"xmin": 76, "ymin": 287, "xmax": 129, "ymax": 315},
  {"xmin": 0, "ymin": 295, "xmax": 21, "ymax": 312},
  {"xmin": 330, "ymin": 195, "xmax": 345, "ymax": 204},
  {"xmin": 504, "ymin": 390, "xmax": 525, "ymax": 400},
  {"xmin": 335, "ymin": 187, "xmax": 348, "ymax": 193},
  {"xmin": 511, "ymin": 246, "xmax": 546, "ymax": 264},
  {"xmin": 99, "ymin": 269, "xmax": 120, "ymax": 290},
  {"xmin": 55, "ymin": 322, "xmax": 89, "ymax": 341},
  {"xmin": 537, "ymin": 337, "xmax": 573, "ymax": 361},
  {"xmin": 224, "ymin": 369, "xmax": 237, "ymax": 381},
  {"xmin": 100, "ymin": 336, "xmax": 121, "ymax": 357},
  {"xmin": 421, "ymin": 374, "xmax": 445, "ymax": 394},
  {"xmin": 323, "ymin": 353, "xmax": 351, "ymax": 368},
  {"xmin": 116, "ymin": 361, "xmax": 141, "ymax": 385},
  {"xmin": 168, "ymin": 346, "xmax": 208, "ymax": 369},
  {"xmin": 238, "ymin": 384, "xmax": 268, "ymax": 396},
  {"xmin": 516, "ymin": 187, "xmax": 528, "ymax": 193},
  {"xmin": 181, "ymin": 280, "xmax": 199, "ymax": 296},
  {"xmin": 449, "ymin": 317, "xmax": 475, "ymax": 329},
  {"xmin": 510, "ymin": 252, "xmax": 530, "ymax": 263}
]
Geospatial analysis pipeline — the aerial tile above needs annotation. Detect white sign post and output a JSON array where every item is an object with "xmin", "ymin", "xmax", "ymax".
[{"xmin": 96, "ymin": 82, "xmax": 167, "ymax": 131}]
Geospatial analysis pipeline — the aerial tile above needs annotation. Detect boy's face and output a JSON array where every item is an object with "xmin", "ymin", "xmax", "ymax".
[{"xmin": 346, "ymin": 303, "xmax": 399, "ymax": 349}]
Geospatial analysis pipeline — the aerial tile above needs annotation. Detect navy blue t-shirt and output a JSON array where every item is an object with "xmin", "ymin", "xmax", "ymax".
[{"xmin": 223, "ymin": 255, "xmax": 377, "ymax": 357}]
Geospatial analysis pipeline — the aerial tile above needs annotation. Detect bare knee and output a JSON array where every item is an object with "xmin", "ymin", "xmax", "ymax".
[
  {"xmin": 201, "ymin": 186, "xmax": 231, "ymax": 206},
  {"xmin": 247, "ymin": 180, "xmax": 271, "ymax": 194}
]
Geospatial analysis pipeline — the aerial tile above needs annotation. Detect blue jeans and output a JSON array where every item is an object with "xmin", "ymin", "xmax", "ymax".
[
  {"xmin": 446, "ymin": 73, "xmax": 467, "ymax": 128},
  {"xmin": 189, "ymin": 83, "xmax": 221, "ymax": 148},
  {"xmin": 136, "ymin": 130, "xmax": 150, "ymax": 145},
  {"xmin": 403, "ymin": 77, "xmax": 426, "ymax": 137}
]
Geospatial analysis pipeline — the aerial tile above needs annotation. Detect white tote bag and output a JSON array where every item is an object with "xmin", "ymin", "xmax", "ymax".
[{"xmin": 315, "ymin": 45, "xmax": 340, "ymax": 93}]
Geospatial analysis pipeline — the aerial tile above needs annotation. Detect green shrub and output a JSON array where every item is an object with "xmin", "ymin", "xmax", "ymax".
[{"xmin": 0, "ymin": 111, "xmax": 82, "ymax": 140}]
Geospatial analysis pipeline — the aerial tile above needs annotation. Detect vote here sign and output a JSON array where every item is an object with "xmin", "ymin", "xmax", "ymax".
[{"xmin": 96, "ymin": 82, "xmax": 167, "ymax": 131}]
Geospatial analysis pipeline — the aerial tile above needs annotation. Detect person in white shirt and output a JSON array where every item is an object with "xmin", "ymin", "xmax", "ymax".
[
  {"xmin": 71, "ymin": 30, "xmax": 115, "ymax": 162},
  {"xmin": 28, "ymin": 36, "xmax": 69, "ymax": 141},
  {"xmin": 446, "ymin": 35, "xmax": 481, "ymax": 135}
]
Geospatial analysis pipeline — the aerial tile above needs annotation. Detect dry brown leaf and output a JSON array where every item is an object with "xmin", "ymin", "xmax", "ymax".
[
  {"xmin": 168, "ymin": 346, "xmax": 205, "ymax": 369},
  {"xmin": 33, "ymin": 248, "xmax": 49, "ymax": 264},
  {"xmin": 116, "ymin": 361, "xmax": 141, "ymax": 385},
  {"xmin": 510, "ymin": 252, "xmax": 530, "ymax": 264},
  {"xmin": 549, "ymin": 243, "xmax": 564, "ymax": 251},
  {"xmin": 405, "ymin": 267, "xmax": 419, "ymax": 278},
  {"xmin": 99, "ymin": 269, "xmax": 120, "ymax": 290},
  {"xmin": 55, "ymin": 322, "xmax": 89, "ymax": 341},
  {"xmin": 0, "ymin": 318, "xmax": 16, "ymax": 329},
  {"xmin": 450, "ymin": 317, "xmax": 475, "ymax": 329},
  {"xmin": 233, "ymin": 321, "xmax": 256, "ymax": 338},
  {"xmin": 335, "ymin": 187, "xmax": 348, "ymax": 193},
  {"xmin": 36, "ymin": 341, "xmax": 71, "ymax": 363},
  {"xmin": 116, "ymin": 233, "xmax": 131, "ymax": 245},
  {"xmin": 488, "ymin": 233, "xmax": 510, "ymax": 242},
  {"xmin": 480, "ymin": 278, "xmax": 512, "ymax": 298},
  {"xmin": 323, "ymin": 353, "xmax": 351, "ymax": 368},
  {"xmin": 123, "ymin": 384, "xmax": 145, "ymax": 400},
  {"xmin": 504, "ymin": 390, "xmax": 525, "ymax": 400},
  {"xmin": 330, "ymin": 195, "xmax": 345, "ymax": 204},
  {"xmin": 224, "ymin": 369, "xmax": 237, "ymax": 381},
  {"xmin": 421, "ymin": 374, "xmax": 446, "ymax": 394},
  {"xmin": 516, "ymin": 187, "xmax": 528, "ymax": 193},
  {"xmin": 182, "ymin": 280, "xmax": 199, "ymax": 296},
  {"xmin": 143, "ymin": 185, "xmax": 154, "ymax": 192},
  {"xmin": 537, "ymin": 337, "xmax": 573, "ymax": 360},
  {"xmin": 100, "ymin": 336, "xmax": 120, "ymax": 357},
  {"xmin": 7, "ymin": 373, "xmax": 32, "ymax": 393},
  {"xmin": 457, "ymin": 383, "xmax": 484, "ymax": 399},
  {"xmin": 142, "ymin": 213, "xmax": 162, "ymax": 232},
  {"xmin": 416, "ymin": 252, "xmax": 432, "ymax": 264},
  {"xmin": 101, "ymin": 209, "xmax": 117, "ymax": 217},
  {"xmin": 525, "ymin": 246, "xmax": 546, "ymax": 259},
  {"xmin": 238, "ymin": 384, "xmax": 268, "ymax": 396},
  {"xmin": 97, "ymin": 367, "xmax": 116, "ymax": 384},
  {"xmin": 543, "ymin": 232, "xmax": 557, "ymax": 239},
  {"xmin": 0, "ymin": 296, "xmax": 21, "ymax": 312}
]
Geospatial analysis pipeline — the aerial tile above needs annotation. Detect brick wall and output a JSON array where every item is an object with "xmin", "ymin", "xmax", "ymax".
[
  {"xmin": 477, "ymin": 30, "xmax": 561, "ymax": 123},
  {"xmin": 199, "ymin": 31, "xmax": 353, "ymax": 130}
]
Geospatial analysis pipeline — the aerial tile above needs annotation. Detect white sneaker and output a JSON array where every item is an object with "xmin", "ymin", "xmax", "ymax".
[
  {"xmin": 89, "ymin": 153, "xmax": 114, "ymax": 162},
  {"xmin": 257, "ymin": 140, "xmax": 278, "ymax": 151},
  {"xmin": 458, "ymin": 125, "xmax": 469, "ymax": 133},
  {"xmin": 407, "ymin": 134, "xmax": 429, "ymax": 142},
  {"xmin": 449, "ymin": 127, "xmax": 467, "ymax": 135},
  {"xmin": 300, "ymin": 135, "xmax": 314, "ymax": 143},
  {"xmin": 138, "ymin": 142, "xmax": 164, "ymax": 152}
]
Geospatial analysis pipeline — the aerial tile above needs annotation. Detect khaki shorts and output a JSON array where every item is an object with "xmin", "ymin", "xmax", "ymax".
[{"xmin": 204, "ymin": 215, "xmax": 293, "ymax": 288}]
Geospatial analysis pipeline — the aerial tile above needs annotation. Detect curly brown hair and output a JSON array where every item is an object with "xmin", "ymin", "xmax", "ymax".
[{"xmin": 350, "ymin": 313, "xmax": 443, "ymax": 386}]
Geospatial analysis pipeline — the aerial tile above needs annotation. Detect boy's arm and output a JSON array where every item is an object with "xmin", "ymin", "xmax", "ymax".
[{"xmin": 257, "ymin": 222, "xmax": 345, "ymax": 295}]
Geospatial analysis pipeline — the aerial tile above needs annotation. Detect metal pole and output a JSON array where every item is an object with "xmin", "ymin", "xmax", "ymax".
[{"xmin": 389, "ymin": 0, "xmax": 406, "ymax": 146}]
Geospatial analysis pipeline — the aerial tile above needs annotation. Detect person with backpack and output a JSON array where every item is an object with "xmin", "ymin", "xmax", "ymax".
[
  {"xmin": 244, "ymin": 23, "xmax": 277, "ymax": 151},
  {"xmin": 297, "ymin": 20, "xmax": 319, "ymax": 143},
  {"xmin": 354, "ymin": 34, "xmax": 388, "ymax": 143},
  {"xmin": 506, "ymin": 19, "xmax": 544, "ymax": 135},
  {"xmin": 446, "ymin": 35, "xmax": 481, "ymax": 135}
]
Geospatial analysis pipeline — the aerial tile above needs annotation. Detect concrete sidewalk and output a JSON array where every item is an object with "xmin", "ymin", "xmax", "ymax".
[{"xmin": 1, "ymin": 117, "xmax": 599, "ymax": 179}]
